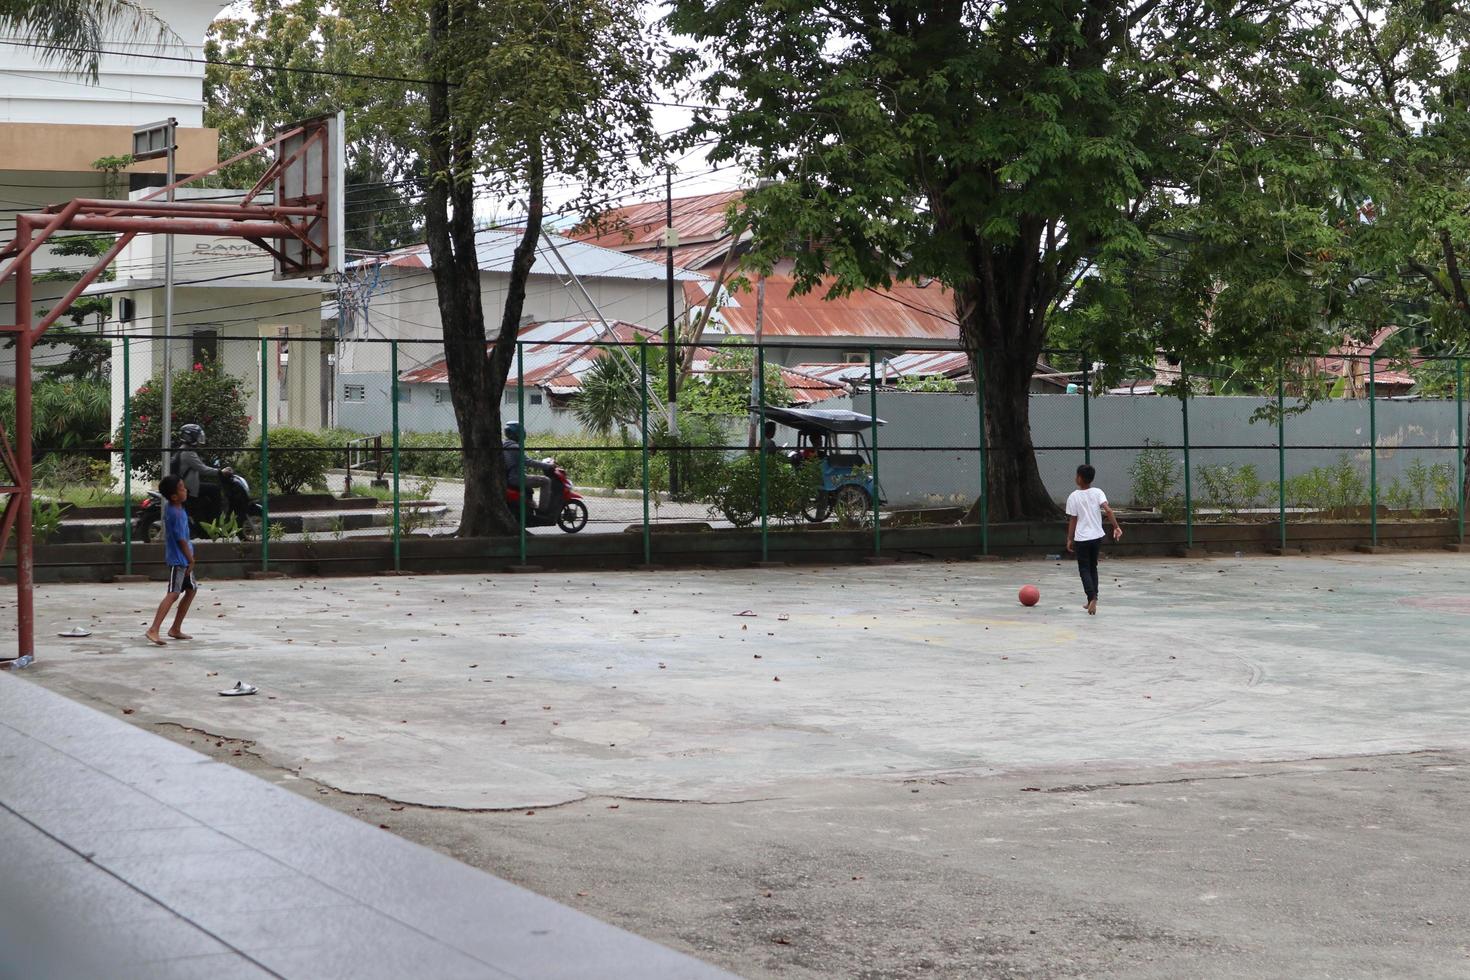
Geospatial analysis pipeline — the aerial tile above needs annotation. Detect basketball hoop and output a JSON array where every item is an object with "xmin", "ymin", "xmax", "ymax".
[{"xmin": 0, "ymin": 113, "xmax": 346, "ymax": 665}]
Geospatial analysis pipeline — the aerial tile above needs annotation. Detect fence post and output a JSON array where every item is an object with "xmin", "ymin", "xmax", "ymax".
[
  {"xmin": 978, "ymin": 347, "xmax": 988, "ymax": 557},
  {"xmin": 391, "ymin": 341, "xmax": 401, "ymax": 573},
  {"xmin": 1181, "ymin": 366, "xmax": 1192, "ymax": 550},
  {"xmin": 1081, "ymin": 351, "xmax": 1091, "ymax": 465},
  {"xmin": 1277, "ymin": 362, "xmax": 1286, "ymax": 553},
  {"xmin": 757, "ymin": 342, "xmax": 769, "ymax": 563},
  {"xmin": 258, "ymin": 337, "xmax": 270, "ymax": 572},
  {"xmin": 122, "ymin": 336, "xmax": 133, "ymax": 575},
  {"xmin": 1369, "ymin": 355, "xmax": 1378, "ymax": 548},
  {"xmin": 516, "ymin": 341, "xmax": 528, "ymax": 567},
  {"xmin": 868, "ymin": 349, "xmax": 881, "ymax": 557},
  {"xmin": 1457, "ymin": 356, "xmax": 1464, "ymax": 545},
  {"xmin": 640, "ymin": 342, "xmax": 651, "ymax": 566}
]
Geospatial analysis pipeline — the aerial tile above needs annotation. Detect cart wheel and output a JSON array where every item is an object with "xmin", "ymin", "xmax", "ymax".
[
  {"xmin": 557, "ymin": 500, "xmax": 589, "ymax": 534},
  {"xmin": 801, "ymin": 491, "xmax": 830, "ymax": 524},
  {"xmin": 720, "ymin": 504, "xmax": 757, "ymax": 527},
  {"xmin": 833, "ymin": 485, "xmax": 873, "ymax": 526}
]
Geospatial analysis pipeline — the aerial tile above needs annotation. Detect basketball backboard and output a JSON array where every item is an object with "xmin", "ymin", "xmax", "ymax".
[{"xmin": 271, "ymin": 111, "xmax": 345, "ymax": 280}]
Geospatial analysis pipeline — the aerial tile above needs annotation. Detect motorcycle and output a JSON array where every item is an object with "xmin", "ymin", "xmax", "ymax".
[
  {"xmin": 505, "ymin": 459, "xmax": 588, "ymax": 533},
  {"xmin": 135, "ymin": 458, "xmax": 262, "ymax": 542}
]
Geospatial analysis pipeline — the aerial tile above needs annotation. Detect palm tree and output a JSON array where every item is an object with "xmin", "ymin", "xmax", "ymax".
[{"xmin": 0, "ymin": 1, "xmax": 171, "ymax": 80}]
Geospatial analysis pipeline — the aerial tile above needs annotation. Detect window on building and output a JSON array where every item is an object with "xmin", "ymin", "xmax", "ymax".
[
  {"xmin": 433, "ymin": 387, "xmax": 450, "ymax": 404},
  {"xmin": 343, "ymin": 384, "xmax": 366, "ymax": 402},
  {"xmin": 842, "ymin": 351, "xmax": 869, "ymax": 364},
  {"xmin": 529, "ymin": 392, "xmax": 543, "ymax": 406},
  {"xmin": 191, "ymin": 329, "xmax": 219, "ymax": 367},
  {"xmin": 397, "ymin": 386, "xmax": 411, "ymax": 403}
]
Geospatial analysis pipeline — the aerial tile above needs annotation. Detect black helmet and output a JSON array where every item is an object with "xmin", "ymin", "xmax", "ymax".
[
  {"xmin": 504, "ymin": 421, "xmax": 525, "ymax": 442},
  {"xmin": 179, "ymin": 423, "xmax": 205, "ymax": 446}
]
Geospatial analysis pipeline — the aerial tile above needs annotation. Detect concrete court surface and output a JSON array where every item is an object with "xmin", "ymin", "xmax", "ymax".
[{"xmin": 11, "ymin": 552, "xmax": 1470, "ymax": 977}]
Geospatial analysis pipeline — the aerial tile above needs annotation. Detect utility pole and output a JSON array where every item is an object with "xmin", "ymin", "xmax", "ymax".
[
  {"xmin": 133, "ymin": 118, "xmax": 178, "ymax": 474},
  {"xmin": 749, "ymin": 272, "xmax": 766, "ymax": 448},
  {"xmin": 664, "ymin": 168, "xmax": 679, "ymax": 494}
]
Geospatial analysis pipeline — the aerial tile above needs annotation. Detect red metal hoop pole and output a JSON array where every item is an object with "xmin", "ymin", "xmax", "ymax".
[{"xmin": 5, "ymin": 217, "xmax": 35, "ymax": 665}]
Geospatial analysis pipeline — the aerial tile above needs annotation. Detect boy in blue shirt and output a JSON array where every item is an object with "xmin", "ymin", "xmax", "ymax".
[{"xmin": 146, "ymin": 474, "xmax": 198, "ymax": 645}]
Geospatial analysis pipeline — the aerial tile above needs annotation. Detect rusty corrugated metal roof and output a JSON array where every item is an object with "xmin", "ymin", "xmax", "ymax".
[
  {"xmin": 573, "ymin": 191, "xmax": 745, "ymax": 255},
  {"xmin": 399, "ymin": 319, "xmax": 848, "ymax": 405},
  {"xmin": 688, "ymin": 275, "xmax": 960, "ymax": 343},
  {"xmin": 399, "ymin": 320, "xmax": 660, "ymax": 390}
]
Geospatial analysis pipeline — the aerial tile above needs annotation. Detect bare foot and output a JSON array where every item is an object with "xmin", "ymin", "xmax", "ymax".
[
  {"xmin": 1086, "ymin": 599, "xmax": 1097, "ymax": 616},
  {"xmin": 167, "ymin": 631, "xmax": 193, "ymax": 640},
  {"xmin": 144, "ymin": 631, "xmax": 166, "ymax": 646}
]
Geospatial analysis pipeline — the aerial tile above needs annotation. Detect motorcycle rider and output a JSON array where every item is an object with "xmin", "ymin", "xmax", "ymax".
[
  {"xmin": 172, "ymin": 423, "xmax": 232, "ymax": 514},
  {"xmin": 501, "ymin": 422, "xmax": 554, "ymax": 517}
]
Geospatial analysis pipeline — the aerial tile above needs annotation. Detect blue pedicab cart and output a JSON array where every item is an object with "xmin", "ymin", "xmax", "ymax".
[{"xmin": 759, "ymin": 405, "xmax": 887, "ymax": 524}]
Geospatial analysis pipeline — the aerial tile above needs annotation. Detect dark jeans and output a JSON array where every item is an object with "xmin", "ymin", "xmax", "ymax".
[{"xmin": 1075, "ymin": 536, "xmax": 1103, "ymax": 601}]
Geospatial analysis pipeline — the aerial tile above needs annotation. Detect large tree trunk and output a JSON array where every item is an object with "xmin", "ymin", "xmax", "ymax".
[
  {"xmin": 423, "ymin": 1, "xmax": 543, "ymax": 537},
  {"xmin": 953, "ymin": 244, "xmax": 1065, "ymax": 523}
]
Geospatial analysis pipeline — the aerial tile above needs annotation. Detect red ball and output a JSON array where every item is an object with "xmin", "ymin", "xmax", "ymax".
[{"xmin": 1018, "ymin": 584, "xmax": 1040, "ymax": 607}]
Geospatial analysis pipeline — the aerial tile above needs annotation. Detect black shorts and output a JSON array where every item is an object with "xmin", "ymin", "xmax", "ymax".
[{"xmin": 167, "ymin": 566, "xmax": 198, "ymax": 595}]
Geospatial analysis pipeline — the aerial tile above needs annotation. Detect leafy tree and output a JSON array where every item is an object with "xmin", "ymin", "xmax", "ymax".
[
  {"xmin": 419, "ymin": 0, "xmax": 663, "ymax": 535},
  {"xmin": 666, "ymin": 1, "xmax": 1376, "ymax": 519},
  {"xmin": 0, "ymin": 1, "xmax": 170, "ymax": 79},
  {"xmin": 573, "ymin": 351, "xmax": 643, "ymax": 437},
  {"xmin": 203, "ymin": 0, "xmax": 423, "ymax": 252},
  {"xmin": 677, "ymin": 341, "xmax": 790, "ymax": 417}
]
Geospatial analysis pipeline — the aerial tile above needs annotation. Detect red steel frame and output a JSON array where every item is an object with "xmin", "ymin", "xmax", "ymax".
[{"xmin": 0, "ymin": 118, "xmax": 336, "ymax": 665}]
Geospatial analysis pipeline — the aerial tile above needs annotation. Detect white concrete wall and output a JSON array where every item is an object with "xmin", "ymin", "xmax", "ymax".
[
  {"xmin": 0, "ymin": 1, "xmax": 227, "ymax": 128},
  {"xmin": 339, "ymin": 267, "xmax": 684, "ymax": 375},
  {"xmin": 774, "ymin": 391, "xmax": 1466, "ymax": 510},
  {"xmin": 108, "ymin": 289, "xmax": 327, "ymax": 467}
]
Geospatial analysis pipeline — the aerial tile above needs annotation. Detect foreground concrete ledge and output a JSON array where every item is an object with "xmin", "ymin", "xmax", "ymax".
[{"xmin": 0, "ymin": 673, "xmax": 734, "ymax": 980}]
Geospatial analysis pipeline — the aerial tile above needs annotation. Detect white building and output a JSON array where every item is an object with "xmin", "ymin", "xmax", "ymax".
[
  {"xmin": 0, "ymin": 0, "xmax": 229, "ymax": 380},
  {"xmin": 338, "ymin": 229, "xmax": 707, "ymax": 379},
  {"xmin": 87, "ymin": 187, "xmax": 333, "ymax": 437}
]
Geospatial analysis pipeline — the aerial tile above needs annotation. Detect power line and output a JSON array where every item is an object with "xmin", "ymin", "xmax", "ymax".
[{"xmin": 0, "ymin": 37, "xmax": 731, "ymax": 113}]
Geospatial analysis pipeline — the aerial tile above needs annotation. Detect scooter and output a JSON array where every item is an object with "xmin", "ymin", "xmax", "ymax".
[
  {"xmin": 505, "ymin": 459, "xmax": 588, "ymax": 533},
  {"xmin": 135, "ymin": 459, "xmax": 262, "ymax": 542}
]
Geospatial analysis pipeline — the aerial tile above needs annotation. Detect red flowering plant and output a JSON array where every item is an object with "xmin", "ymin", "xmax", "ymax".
[{"xmin": 113, "ymin": 357, "xmax": 250, "ymax": 480}]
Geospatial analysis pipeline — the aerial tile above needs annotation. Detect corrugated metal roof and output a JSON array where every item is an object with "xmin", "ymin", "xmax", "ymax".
[
  {"xmin": 686, "ymin": 275, "xmax": 960, "ymax": 343},
  {"xmin": 791, "ymin": 351, "xmax": 972, "ymax": 385},
  {"xmin": 573, "ymin": 191, "xmax": 745, "ymax": 255},
  {"xmin": 399, "ymin": 320, "xmax": 660, "ymax": 388},
  {"xmin": 357, "ymin": 228, "xmax": 707, "ymax": 283},
  {"xmin": 398, "ymin": 320, "xmax": 848, "ymax": 405}
]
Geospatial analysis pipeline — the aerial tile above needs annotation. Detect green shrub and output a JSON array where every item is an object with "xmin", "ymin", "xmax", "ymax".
[
  {"xmin": 0, "ymin": 378, "xmax": 110, "ymax": 455},
  {"xmin": 246, "ymin": 427, "xmax": 332, "ymax": 495},
  {"xmin": 1129, "ymin": 440, "xmax": 1182, "ymax": 511},
  {"xmin": 1431, "ymin": 462, "xmax": 1457, "ymax": 511},
  {"xmin": 397, "ymin": 430, "xmax": 464, "ymax": 479},
  {"xmin": 1282, "ymin": 454, "xmax": 1368, "ymax": 513},
  {"xmin": 689, "ymin": 451, "xmax": 823, "ymax": 527},
  {"xmin": 114, "ymin": 359, "xmax": 249, "ymax": 481},
  {"xmin": 1196, "ymin": 462, "xmax": 1263, "ymax": 521}
]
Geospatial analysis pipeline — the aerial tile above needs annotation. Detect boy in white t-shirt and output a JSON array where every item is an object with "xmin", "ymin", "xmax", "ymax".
[{"xmin": 1065, "ymin": 464, "xmax": 1122, "ymax": 616}]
